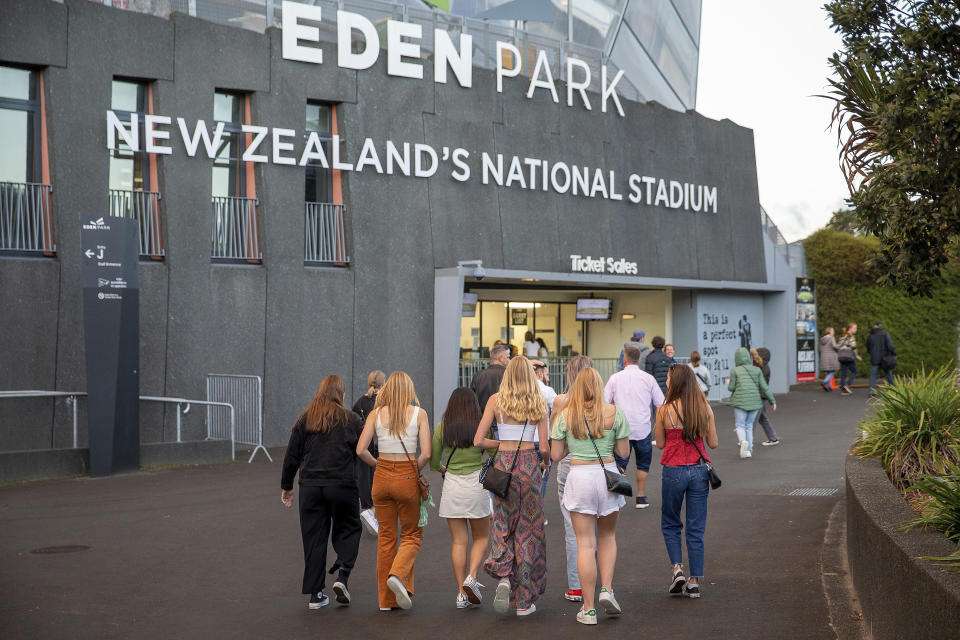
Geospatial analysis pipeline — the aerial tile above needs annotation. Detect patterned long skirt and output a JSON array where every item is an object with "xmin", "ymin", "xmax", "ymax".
[{"xmin": 483, "ymin": 447, "xmax": 546, "ymax": 609}]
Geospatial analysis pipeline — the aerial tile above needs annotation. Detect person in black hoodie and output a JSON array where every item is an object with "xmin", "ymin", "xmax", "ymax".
[
  {"xmin": 282, "ymin": 375, "xmax": 365, "ymax": 610},
  {"xmin": 752, "ymin": 347, "xmax": 780, "ymax": 446},
  {"xmin": 866, "ymin": 321, "xmax": 896, "ymax": 391},
  {"xmin": 644, "ymin": 336, "xmax": 672, "ymax": 394}
]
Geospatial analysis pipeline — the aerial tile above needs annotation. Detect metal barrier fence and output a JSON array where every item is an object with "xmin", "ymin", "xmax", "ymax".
[
  {"xmin": 304, "ymin": 202, "xmax": 349, "ymax": 265},
  {"xmin": 0, "ymin": 182, "xmax": 55, "ymax": 254},
  {"xmin": 211, "ymin": 196, "xmax": 261, "ymax": 261},
  {"xmin": 108, "ymin": 189, "xmax": 164, "ymax": 259},
  {"xmin": 206, "ymin": 374, "xmax": 271, "ymax": 462},
  {"xmin": 458, "ymin": 356, "xmax": 665, "ymax": 394}
]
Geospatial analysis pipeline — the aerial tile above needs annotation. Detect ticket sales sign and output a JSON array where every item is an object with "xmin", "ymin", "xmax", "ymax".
[{"xmin": 81, "ymin": 216, "xmax": 140, "ymax": 476}]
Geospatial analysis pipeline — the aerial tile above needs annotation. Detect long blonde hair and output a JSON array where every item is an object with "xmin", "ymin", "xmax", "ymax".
[
  {"xmin": 563, "ymin": 368, "xmax": 608, "ymax": 439},
  {"xmin": 373, "ymin": 371, "xmax": 420, "ymax": 439},
  {"xmin": 497, "ymin": 356, "xmax": 546, "ymax": 423},
  {"xmin": 365, "ymin": 370, "xmax": 385, "ymax": 397}
]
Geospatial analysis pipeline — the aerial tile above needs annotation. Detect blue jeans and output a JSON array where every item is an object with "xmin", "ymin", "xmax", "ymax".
[
  {"xmin": 839, "ymin": 361, "xmax": 858, "ymax": 387},
  {"xmin": 555, "ymin": 456, "xmax": 580, "ymax": 590},
  {"xmin": 613, "ymin": 433, "xmax": 653, "ymax": 474},
  {"xmin": 869, "ymin": 365, "xmax": 894, "ymax": 389},
  {"xmin": 661, "ymin": 464, "xmax": 709, "ymax": 578},
  {"xmin": 534, "ymin": 443, "xmax": 551, "ymax": 496},
  {"xmin": 822, "ymin": 370, "xmax": 836, "ymax": 386},
  {"xmin": 734, "ymin": 408, "xmax": 759, "ymax": 451}
]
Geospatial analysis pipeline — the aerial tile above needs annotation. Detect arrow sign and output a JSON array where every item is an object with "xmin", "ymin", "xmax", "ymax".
[{"xmin": 85, "ymin": 249, "xmax": 95, "ymax": 258}]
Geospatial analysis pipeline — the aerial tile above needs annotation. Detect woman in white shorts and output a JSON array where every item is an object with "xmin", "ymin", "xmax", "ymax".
[
  {"xmin": 430, "ymin": 388, "xmax": 492, "ymax": 609},
  {"xmin": 550, "ymin": 367, "xmax": 630, "ymax": 626}
]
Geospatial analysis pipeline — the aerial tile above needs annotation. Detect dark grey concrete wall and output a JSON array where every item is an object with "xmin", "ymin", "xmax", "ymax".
[
  {"xmin": 0, "ymin": 0, "xmax": 766, "ymax": 448},
  {"xmin": 846, "ymin": 455, "xmax": 960, "ymax": 639}
]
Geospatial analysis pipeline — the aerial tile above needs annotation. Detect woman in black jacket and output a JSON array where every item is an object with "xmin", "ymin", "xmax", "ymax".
[{"xmin": 281, "ymin": 375, "xmax": 365, "ymax": 610}]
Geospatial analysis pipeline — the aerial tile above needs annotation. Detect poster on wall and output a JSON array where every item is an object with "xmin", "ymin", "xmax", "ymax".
[
  {"xmin": 511, "ymin": 308, "xmax": 528, "ymax": 326},
  {"xmin": 697, "ymin": 294, "xmax": 764, "ymax": 402},
  {"xmin": 795, "ymin": 278, "xmax": 817, "ymax": 382}
]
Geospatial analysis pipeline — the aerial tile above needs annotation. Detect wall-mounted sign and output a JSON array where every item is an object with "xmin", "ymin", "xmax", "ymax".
[
  {"xmin": 795, "ymin": 278, "xmax": 817, "ymax": 382},
  {"xmin": 570, "ymin": 254, "xmax": 638, "ymax": 275},
  {"xmin": 511, "ymin": 308, "xmax": 528, "ymax": 326}
]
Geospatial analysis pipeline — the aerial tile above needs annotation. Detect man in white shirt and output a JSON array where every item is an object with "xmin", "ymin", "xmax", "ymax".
[{"xmin": 603, "ymin": 345, "xmax": 665, "ymax": 509}]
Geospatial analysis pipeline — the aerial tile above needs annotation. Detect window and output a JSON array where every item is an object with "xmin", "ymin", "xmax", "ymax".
[
  {"xmin": 303, "ymin": 102, "xmax": 348, "ymax": 266},
  {"xmin": 0, "ymin": 64, "xmax": 53, "ymax": 254},
  {"xmin": 108, "ymin": 78, "xmax": 164, "ymax": 259},
  {"xmin": 211, "ymin": 90, "xmax": 260, "ymax": 262}
]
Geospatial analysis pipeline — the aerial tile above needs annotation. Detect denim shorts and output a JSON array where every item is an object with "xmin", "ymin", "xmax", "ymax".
[{"xmin": 613, "ymin": 433, "xmax": 653, "ymax": 473}]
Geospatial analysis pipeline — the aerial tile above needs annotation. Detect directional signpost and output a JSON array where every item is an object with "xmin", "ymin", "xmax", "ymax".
[{"xmin": 81, "ymin": 216, "xmax": 140, "ymax": 476}]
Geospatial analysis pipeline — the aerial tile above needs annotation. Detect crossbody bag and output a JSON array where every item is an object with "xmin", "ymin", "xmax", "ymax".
[
  {"xmin": 670, "ymin": 405, "xmax": 721, "ymax": 490},
  {"xmin": 588, "ymin": 432, "xmax": 633, "ymax": 497}
]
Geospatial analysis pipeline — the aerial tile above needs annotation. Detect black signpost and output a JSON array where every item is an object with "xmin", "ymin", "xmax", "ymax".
[{"xmin": 81, "ymin": 216, "xmax": 140, "ymax": 476}]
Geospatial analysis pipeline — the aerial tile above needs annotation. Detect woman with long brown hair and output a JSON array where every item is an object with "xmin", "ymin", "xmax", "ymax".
[
  {"xmin": 473, "ymin": 355, "xmax": 548, "ymax": 616},
  {"xmin": 356, "ymin": 371, "xmax": 431, "ymax": 611},
  {"xmin": 281, "ymin": 375, "xmax": 365, "ymax": 610},
  {"xmin": 653, "ymin": 364, "xmax": 719, "ymax": 599},
  {"xmin": 430, "ymin": 387, "xmax": 491, "ymax": 609},
  {"xmin": 550, "ymin": 368, "xmax": 630, "ymax": 625}
]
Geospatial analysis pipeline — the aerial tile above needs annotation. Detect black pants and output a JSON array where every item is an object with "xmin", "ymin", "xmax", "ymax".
[
  {"xmin": 356, "ymin": 444, "xmax": 377, "ymax": 510},
  {"xmin": 298, "ymin": 485, "xmax": 361, "ymax": 594}
]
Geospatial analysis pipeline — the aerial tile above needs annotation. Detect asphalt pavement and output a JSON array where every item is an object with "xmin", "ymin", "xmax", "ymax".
[{"xmin": 0, "ymin": 383, "xmax": 873, "ymax": 639}]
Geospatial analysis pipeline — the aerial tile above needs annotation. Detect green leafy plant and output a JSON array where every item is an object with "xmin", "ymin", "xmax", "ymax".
[
  {"xmin": 853, "ymin": 367, "xmax": 960, "ymax": 491},
  {"xmin": 906, "ymin": 454, "xmax": 960, "ymax": 570}
]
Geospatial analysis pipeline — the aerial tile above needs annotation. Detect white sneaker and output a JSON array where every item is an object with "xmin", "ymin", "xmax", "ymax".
[
  {"xmin": 516, "ymin": 603, "xmax": 536, "ymax": 616},
  {"xmin": 576, "ymin": 608, "xmax": 597, "ymax": 625},
  {"xmin": 456, "ymin": 592, "xmax": 471, "ymax": 609},
  {"xmin": 598, "ymin": 588, "xmax": 621, "ymax": 615},
  {"xmin": 332, "ymin": 581, "xmax": 351, "ymax": 605},
  {"xmin": 744, "ymin": 449, "xmax": 752, "ymax": 458},
  {"xmin": 386, "ymin": 575, "xmax": 412, "ymax": 610},
  {"xmin": 739, "ymin": 440, "xmax": 749, "ymax": 459},
  {"xmin": 360, "ymin": 509, "xmax": 379, "ymax": 536},
  {"xmin": 493, "ymin": 579, "xmax": 510, "ymax": 614},
  {"xmin": 462, "ymin": 574, "xmax": 483, "ymax": 604}
]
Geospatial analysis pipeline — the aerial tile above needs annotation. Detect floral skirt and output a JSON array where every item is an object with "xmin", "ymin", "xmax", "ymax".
[{"xmin": 483, "ymin": 448, "xmax": 546, "ymax": 609}]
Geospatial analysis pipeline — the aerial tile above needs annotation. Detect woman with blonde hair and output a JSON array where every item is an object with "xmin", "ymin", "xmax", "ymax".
[
  {"xmin": 352, "ymin": 370, "xmax": 386, "ymax": 536},
  {"xmin": 356, "ymin": 372, "xmax": 431, "ymax": 611},
  {"xmin": 551, "ymin": 355, "xmax": 593, "ymax": 604},
  {"xmin": 654, "ymin": 364, "xmax": 719, "ymax": 599},
  {"xmin": 474, "ymin": 356, "xmax": 548, "ymax": 616},
  {"xmin": 281, "ymin": 376, "xmax": 365, "ymax": 609},
  {"xmin": 550, "ymin": 368, "xmax": 630, "ymax": 625}
]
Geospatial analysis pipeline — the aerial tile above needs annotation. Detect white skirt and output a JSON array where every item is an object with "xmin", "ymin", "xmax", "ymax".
[
  {"xmin": 439, "ymin": 469, "xmax": 493, "ymax": 519},
  {"xmin": 562, "ymin": 464, "xmax": 626, "ymax": 517}
]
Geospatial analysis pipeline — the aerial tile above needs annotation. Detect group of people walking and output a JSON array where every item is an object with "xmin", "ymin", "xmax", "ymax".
[
  {"xmin": 280, "ymin": 347, "xmax": 720, "ymax": 624},
  {"xmin": 819, "ymin": 321, "xmax": 896, "ymax": 395}
]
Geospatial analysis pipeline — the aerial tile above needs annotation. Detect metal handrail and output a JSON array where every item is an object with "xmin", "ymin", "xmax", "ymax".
[{"xmin": 0, "ymin": 391, "xmax": 237, "ymax": 460}]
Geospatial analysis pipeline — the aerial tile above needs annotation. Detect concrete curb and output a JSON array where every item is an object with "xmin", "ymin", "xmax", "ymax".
[{"xmin": 845, "ymin": 454, "xmax": 960, "ymax": 639}]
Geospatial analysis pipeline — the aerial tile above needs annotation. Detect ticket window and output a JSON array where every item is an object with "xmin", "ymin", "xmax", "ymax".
[{"xmin": 534, "ymin": 303, "xmax": 559, "ymax": 356}]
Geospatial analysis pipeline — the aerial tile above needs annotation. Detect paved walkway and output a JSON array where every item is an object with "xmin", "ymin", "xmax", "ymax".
[{"xmin": 0, "ymin": 384, "xmax": 872, "ymax": 639}]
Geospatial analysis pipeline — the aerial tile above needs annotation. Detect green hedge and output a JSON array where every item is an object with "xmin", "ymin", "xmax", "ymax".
[{"xmin": 803, "ymin": 229, "xmax": 960, "ymax": 376}]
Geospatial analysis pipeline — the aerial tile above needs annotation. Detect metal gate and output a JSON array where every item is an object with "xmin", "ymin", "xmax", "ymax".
[{"xmin": 206, "ymin": 374, "xmax": 272, "ymax": 463}]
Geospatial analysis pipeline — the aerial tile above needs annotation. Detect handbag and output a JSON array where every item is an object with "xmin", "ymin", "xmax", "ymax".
[
  {"xmin": 881, "ymin": 353, "xmax": 897, "ymax": 371},
  {"xmin": 837, "ymin": 349, "xmax": 855, "ymax": 364},
  {"xmin": 398, "ymin": 438, "xmax": 430, "ymax": 502},
  {"xmin": 589, "ymin": 434, "xmax": 633, "ymax": 497},
  {"xmin": 481, "ymin": 421, "xmax": 527, "ymax": 499},
  {"xmin": 670, "ymin": 406, "xmax": 721, "ymax": 490}
]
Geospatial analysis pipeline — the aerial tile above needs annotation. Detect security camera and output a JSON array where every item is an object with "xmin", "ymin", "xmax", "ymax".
[{"xmin": 458, "ymin": 260, "xmax": 485, "ymax": 280}]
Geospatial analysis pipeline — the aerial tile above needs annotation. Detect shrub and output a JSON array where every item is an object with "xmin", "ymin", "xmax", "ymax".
[
  {"xmin": 853, "ymin": 366, "xmax": 960, "ymax": 491},
  {"xmin": 907, "ymin": 456, "xmax": 960, "ymax": 570}
]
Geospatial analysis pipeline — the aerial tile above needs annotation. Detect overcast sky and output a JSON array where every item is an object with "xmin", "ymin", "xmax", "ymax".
[{"xmin": 696, "ymin": 1, "xmax": 849, "ymax": 242}]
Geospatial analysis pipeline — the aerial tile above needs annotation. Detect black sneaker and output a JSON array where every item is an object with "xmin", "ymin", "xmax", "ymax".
[
  {"xmin": 333, "ymin": 581, "xmax": 351, "ymax": 605},
  {"xmin": 684, "ymin": 583, "xmax": 701, "ymax": 598},
  {"xmin": 669, "ymin": 569, "xmax": 686, "ymax": 595},
  {"xmin": 635, "ymin": 496, "xmax": 650, "ymax": 509},
  {"xmin": 309, "ymin": 592, "xmax": 329, "ymax": 609}
]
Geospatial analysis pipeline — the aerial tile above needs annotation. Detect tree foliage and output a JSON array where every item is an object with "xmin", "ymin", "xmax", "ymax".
[{"xmin": 823, "ymin": 0, "xmax": 960, "ymax": 296}]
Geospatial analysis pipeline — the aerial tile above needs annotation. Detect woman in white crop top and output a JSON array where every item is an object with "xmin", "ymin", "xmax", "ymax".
[
  {"xmin": 472, "ymin": 356, "xmax": 549, "ymax": 616},
  {"xmin": 357, "ymin": 371, "xmax": 431, "ymax": 611}
]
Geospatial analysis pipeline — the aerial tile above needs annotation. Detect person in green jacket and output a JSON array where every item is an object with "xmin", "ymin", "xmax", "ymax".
[
  {"xmin": 430, "ymin": 387, "xmax": 492, "ymax": 609},
  {"xmin": 727, "ymin": 347, "xmax": 776, "ymax": 459}
]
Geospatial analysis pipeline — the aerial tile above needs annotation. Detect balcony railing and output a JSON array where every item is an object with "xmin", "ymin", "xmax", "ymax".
[
  {"xmin": 304, "ymin": 202, "xmax": 349, "ymax": 266},
  {"xmin": 212, "ymin": 196, "xmax": 262, "ymax": 262},
  {"xmin": 0, "ymin": 182, "xmax": 55, "ymax": 255},
  {"xmin": 108, "ymin": 189, "xmax": 164, "ymax": 259}
]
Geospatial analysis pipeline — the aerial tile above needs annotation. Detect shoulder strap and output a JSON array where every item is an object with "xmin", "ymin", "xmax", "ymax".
[
  {"xmin": 502, "ymin": 421, "xmax": 528, "ymax": 473},
  {"xmin": 443, "ymin": 445, "xmax": 458, "ymax": 470},
  {"xmin": 589, "ymin": 432, "xmax": 610, "ymax": 473},
  {"xmin": 398, "ymin": 436, "xmax": 420, "ymax": 478}
]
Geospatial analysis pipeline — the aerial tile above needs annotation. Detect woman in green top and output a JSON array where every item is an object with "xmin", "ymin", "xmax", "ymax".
[
  {"xmin": 430, "ymin": 387, "xmax": 491, "ymax": 609},
  {"xmin": 727, "ymin": 347, "xmax": 776, "ymax": 459},
  {"xmin": 550, "ymin": 368, "xmax": 630, "ymax": 626}
]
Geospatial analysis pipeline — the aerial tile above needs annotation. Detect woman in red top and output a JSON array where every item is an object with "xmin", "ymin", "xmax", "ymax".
[{"xmin": 653, "ymin": 364, "xmax": 719, "ymax": 599}]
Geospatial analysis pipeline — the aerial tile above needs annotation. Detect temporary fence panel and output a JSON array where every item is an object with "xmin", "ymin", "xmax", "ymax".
[{"xmin": 206, "ymin": 374, "xmax": 271, "ymax": 463}]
